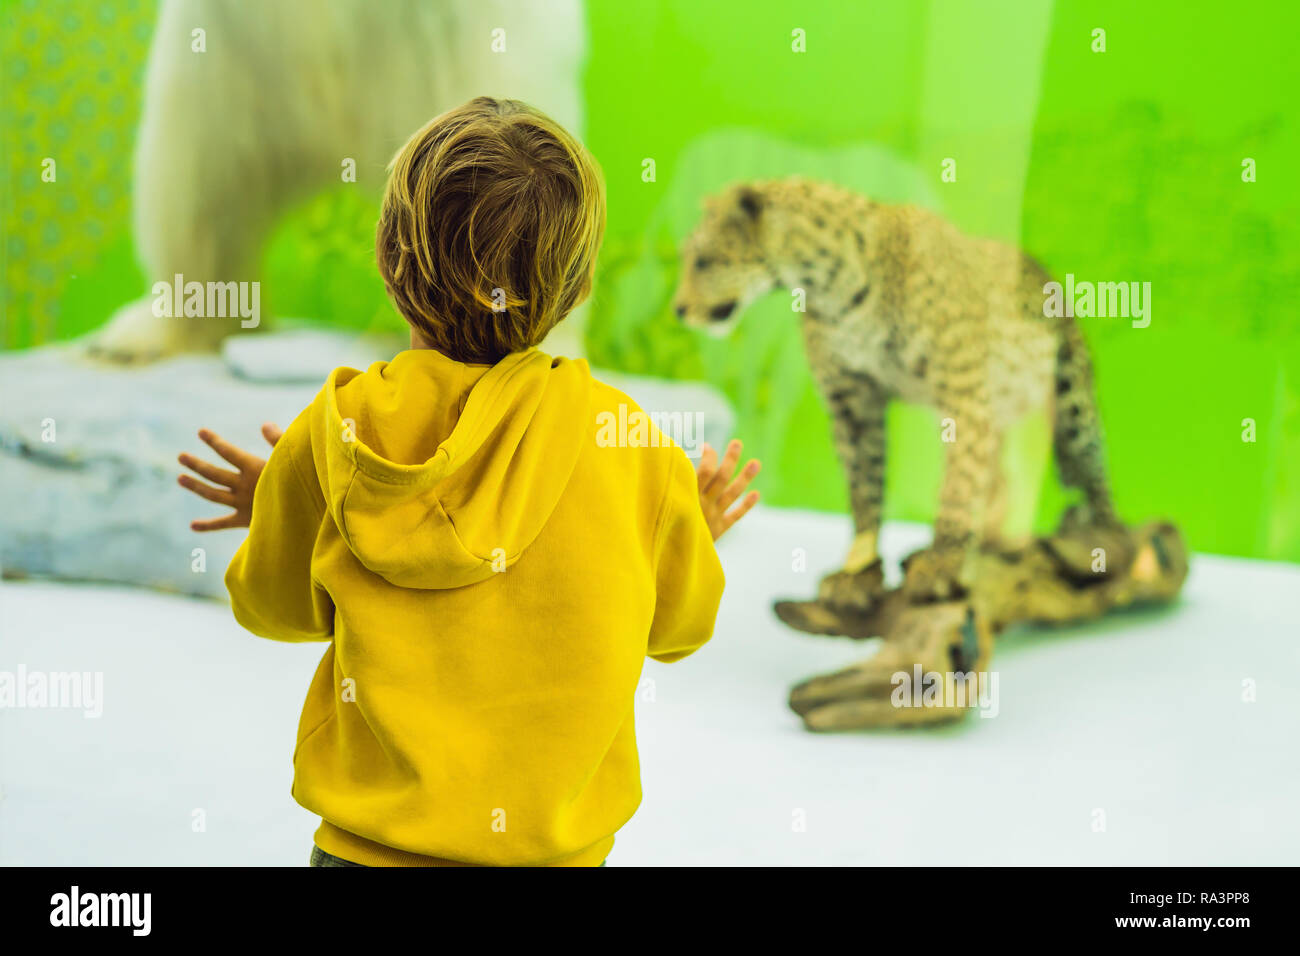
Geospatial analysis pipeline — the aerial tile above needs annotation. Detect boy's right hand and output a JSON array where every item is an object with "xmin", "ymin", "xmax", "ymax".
[
  {"xmin": 696, "ymin": 439, "xmax": 760, "ymax": 541},
  {"xmin": 178, "ymin": 423, "xmax": 282, "ymax": 531}
]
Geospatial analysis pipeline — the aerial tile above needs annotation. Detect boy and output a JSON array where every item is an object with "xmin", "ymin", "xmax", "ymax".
[{"xmin": 177, "ymin": 97, "xmax": 759, "ymax": 866}]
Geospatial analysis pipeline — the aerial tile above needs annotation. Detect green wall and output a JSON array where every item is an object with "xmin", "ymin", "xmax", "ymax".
[{"xmin": 4, "ymin": 0, "xmax": 1296, "ymax": 561}]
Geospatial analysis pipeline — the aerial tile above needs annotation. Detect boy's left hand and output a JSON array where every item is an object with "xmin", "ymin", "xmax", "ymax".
[
  {"xmin": 178, "ymin": 423, "xmax": 282, "ymax": 531},
  {"xmin": 696, "ymin": 439, "xmax": 761, "ymax": 541}
]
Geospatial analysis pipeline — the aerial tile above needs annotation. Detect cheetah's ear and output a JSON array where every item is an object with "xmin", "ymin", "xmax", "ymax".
[{"xmin": 735, "ymin": 185, "xmax": 764, "ymax": 221}]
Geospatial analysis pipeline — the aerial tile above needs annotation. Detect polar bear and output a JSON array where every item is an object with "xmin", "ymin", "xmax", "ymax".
[{"xmin": 89, "ymin": 0, "xmax": 587, "ymax": 362}]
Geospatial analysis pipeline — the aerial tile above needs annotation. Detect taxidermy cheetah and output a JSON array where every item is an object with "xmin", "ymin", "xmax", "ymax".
[{"xmin": 673, "ymin": 177, "xmax": 1124, "ymax": 603}]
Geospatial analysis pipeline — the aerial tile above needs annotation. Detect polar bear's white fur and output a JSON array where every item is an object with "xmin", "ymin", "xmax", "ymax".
[{"xmin": 91, "ymin": 0, "xmax": 587, "ymax": 361}]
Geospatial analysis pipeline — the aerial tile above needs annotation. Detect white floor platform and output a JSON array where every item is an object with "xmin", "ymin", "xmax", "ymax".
[{"xmin": 2, "ymin": 508, "xmax": 1296, "ymax": 866}]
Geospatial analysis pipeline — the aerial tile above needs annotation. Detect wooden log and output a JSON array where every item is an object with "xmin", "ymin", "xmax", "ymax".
[{"xmin": 778, "ymin": 519, "xmax": 1188, "ymax": 730}]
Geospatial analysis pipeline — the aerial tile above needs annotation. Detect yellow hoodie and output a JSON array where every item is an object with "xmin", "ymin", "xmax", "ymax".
[{"xmin": 225, "ymin": 348, "xmax": 724, "ymax": 866}]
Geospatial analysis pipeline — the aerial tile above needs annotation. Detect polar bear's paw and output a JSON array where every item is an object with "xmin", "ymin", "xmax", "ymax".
[{"xmin": 84, "ymin": 298, "xmax": 227, "ymax": 364}]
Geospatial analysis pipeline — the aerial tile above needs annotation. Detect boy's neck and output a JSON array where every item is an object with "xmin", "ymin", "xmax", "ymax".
[
  {"xmin": 408, "ymin": 328, "xmax": 459, "ymax": 360},
  {"xmin": 406, "ymin": 327, "xmax": 496, "ymax": 367}
]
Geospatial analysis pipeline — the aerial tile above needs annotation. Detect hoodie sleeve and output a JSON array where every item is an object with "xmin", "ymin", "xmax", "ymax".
[
  {"xmin": 224, "ymin": 412, "xmax": 334, "ymax": 642},
  {"xmin": 646, "ymin": 448, "xmax": 725, "ymax": 663}
]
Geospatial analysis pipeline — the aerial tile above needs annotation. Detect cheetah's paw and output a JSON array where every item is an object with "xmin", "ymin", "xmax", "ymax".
[{"xmin": 901, "ymin": 547, "xmax": 968, "ymax": 603}]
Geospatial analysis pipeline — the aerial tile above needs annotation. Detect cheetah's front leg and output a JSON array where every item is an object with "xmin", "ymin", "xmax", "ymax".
[
  {"xmin": 814, "ymin": 372, "xmax": 891, "ymax": 610},
  {"xmin": 820, "ymin": 372, "xmax": 890, "ymax": 566},
  {"xmin": 904, "ymin": 384, "xmax": 998, "ymax": 603}
]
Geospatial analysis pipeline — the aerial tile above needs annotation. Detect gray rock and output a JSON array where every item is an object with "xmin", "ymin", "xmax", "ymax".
[
  {"xmin": 0, "ymin": 334, "xmax": 734, "ymax": 598},
  {"xmin": 221, "ymin": 328, "xmax": 408, "ymax": 383}
]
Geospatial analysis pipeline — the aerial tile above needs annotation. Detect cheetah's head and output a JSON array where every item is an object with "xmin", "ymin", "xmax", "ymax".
[{"xmin": 673, "ymin": 184, "xmax": 776, "ymax": 337}]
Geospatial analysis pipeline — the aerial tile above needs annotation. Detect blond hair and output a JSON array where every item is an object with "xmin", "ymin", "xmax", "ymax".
[{"xmin": 375, "ymin": 97, "xmax": 605, "ymax": 363}]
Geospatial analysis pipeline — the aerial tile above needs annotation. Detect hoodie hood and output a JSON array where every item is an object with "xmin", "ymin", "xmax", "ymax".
[{"xmin": 312, "ymin": 348, "xmax": 591, "ymax": 589}]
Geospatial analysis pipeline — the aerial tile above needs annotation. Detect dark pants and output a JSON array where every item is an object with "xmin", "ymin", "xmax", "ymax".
[
  {"xmin": 310, "ymin": 846, "xmax": 366, "ymax": 867},
  {"xmin": 309, "ymin": 845, "xmax": 606, "ymax": 867}
]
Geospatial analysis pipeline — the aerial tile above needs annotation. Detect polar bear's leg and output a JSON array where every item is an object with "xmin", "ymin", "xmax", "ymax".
[{"xmin": 89, "ymin": 0, "xmax": 315, "ymax": 361}]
